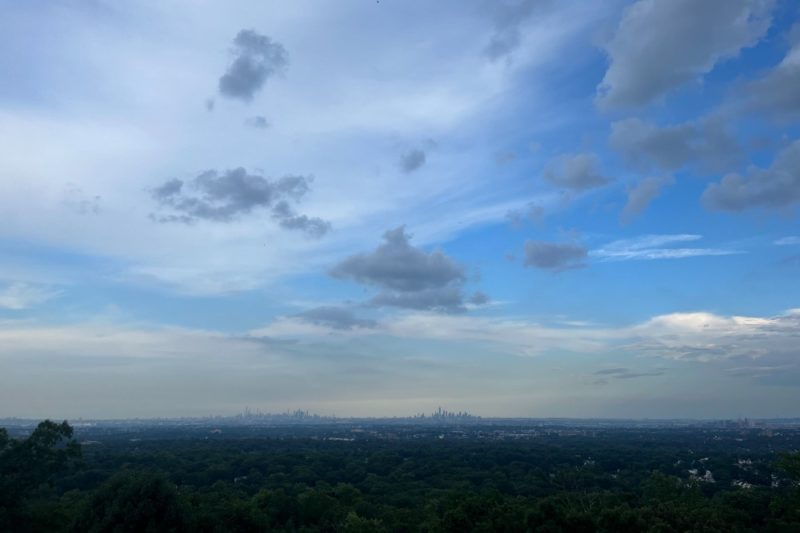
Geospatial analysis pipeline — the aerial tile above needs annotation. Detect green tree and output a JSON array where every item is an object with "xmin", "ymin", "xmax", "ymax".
[
  {"xmin": 0, "ymin": 420, "xmax": 81, "ymax": 530},
  {"xmin": 72, "ymin": 471, "xmax": 189, "ymax": 533}
]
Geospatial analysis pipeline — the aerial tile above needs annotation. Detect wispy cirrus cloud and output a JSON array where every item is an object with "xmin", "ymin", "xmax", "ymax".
[
  {"xmin": 0, "ymin": 283, "xmax": 60, "ymax": 310},
  {"xmin": 591, "ymin": 234, "xmax": 740, "ymax": 261},
  {"xmin": 774, "ymin": 236, "xmax": 800, "ymax": 246}
]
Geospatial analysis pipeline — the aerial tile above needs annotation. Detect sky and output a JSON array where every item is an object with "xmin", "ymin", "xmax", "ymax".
[{"xmin": 1, "ymin": 0, "xmax": 799, "ymax": 419}]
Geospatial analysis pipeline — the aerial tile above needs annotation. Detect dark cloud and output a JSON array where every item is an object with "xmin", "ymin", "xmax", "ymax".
[
  {"xmin": 702, "ymin": 140, "xmax": 800, "ymax": 212},
  {"xmin": 370, "ymin": 286, "xmax": 466, "ymax": 313},
  {"xmin": 597, "ymin": 0, "xmax": 772, "ymax": 109},
  {"xmin": 523, "ymin": 241, "xmax": 587, "ymax": 271},
  {"xmin": 621, "ymin": 175, "xmax": 674, "ymax": 224},
  {"xmin": 218, "ymin": 29, "xmax": 288, "ymax": 102},
  {"xmin": 616, "ymin": 370, "xmax": 665, "ymax": 379},
  {"xmin": 245, "ymin": 116, "xmax": 270, "ymax": 129},
  {"xmin": 295, "ymin": 306, "xmax": 376, "ymax": 330},
  {"xmin": 610, "ymin": 118, "xmax": 742, "ymax": 173},
  {"xmin": 543, "ymin": 153, "xmax": 610, "ymax": 192},
  {"xmin": 484, "ymin": 0, "xmax": 542, "ymax": 61},
  {"xmin": 507, "ymin": 203, "xmax": 544, "ymax": 228},
  {"xmin": 399, "ymin": 149, "xmax": 426, "ymax": 173},
  {"xmin": 271, "ymin": 200, "xmax": 331, "ymax": 238},
  {"xmin": 469, "ymin": 291, "xmax": 490, "ymax": 305},
  {"xmin": 331, "ymin": 226, "xmax": 483, "ymax": 313},
  {"xmin": 205, "ymin": 98, "xmax": 215, "ymax": 112},
  {"xmin": 151, "ymin": 167, "xmax": 330, "ymax": 237},
  {"xmin": 741, "ymin": 25, "xmax": 800, "ymax": 118},
  {"xmin": 332, "ymin": 227, "xmax": 465, "ymax": 291},
  {"xmin": 593, "ymin": 367, "xmax": 664, "ymax": 379}
]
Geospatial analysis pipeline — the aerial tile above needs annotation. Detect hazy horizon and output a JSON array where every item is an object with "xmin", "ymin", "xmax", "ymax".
[{"xmin": 1, "ymin": 0, "xmax": 799, "ymax": 420}]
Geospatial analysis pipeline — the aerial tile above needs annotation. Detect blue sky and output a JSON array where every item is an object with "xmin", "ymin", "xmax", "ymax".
[{"xmin": 1, "ymin": 0, "xmax": 799, "ymax": 419}]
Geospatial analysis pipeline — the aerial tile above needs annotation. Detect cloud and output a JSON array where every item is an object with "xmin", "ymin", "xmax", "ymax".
[
  {"xmin": 523, "ymin": 241, "xmax": 587, "ymax": 271},
  {"xmin": 542, "ymin": 153, "xmax": 611, "ymax": 192},
  {"xmin": 592, "ymin": 234, "xmax": 738, "ymax": 261},
  {"xmin": 370, "ymin": 286, "xmax": 467, "ymax": 313},
  {"xmin": 62, "ymin": 184, "xmax": 101, "ymax": 215},
  {"xmin": 702, "ymin": 140, "xmax": 800, "ymax": 212},
  {"xmin": 399, "ymin": 148, "xmax": 427, "ymax": 173},
  {"xmin": 469, "ymin": 291, "xmax": 490, "ymax": 305},
  {"xmin": 621, "ymin": 175, "xmax": 674, "ymax": 223},
  {"xmin": 593, "ymin": 367, "xmax": 664, "ymax": 379},
  {"xmin": 484, "ymin": 0, "xmax": 541, "ymax": 61},
  {"xmin": 775, "ymin": 236, "xmax": 800, "ymax": 246},
  {"xmin": 610, "ymin": 118, "xmax": 741, "ymax": 173},
  {"xmin": 330, "ymin": 226, "xmax": 479, "ymax": 313},
  {"xmin": 218, "ymin": 29, "xmax": 288, "ymax": 102},
  {"xmin": 594, "ymin": 368, "xmax": 629, "ymax": 375},
  {"xmin": 259, "ymin": 307, "xmax": 800, "ymax": 372},
  {"xmin": 150, "ymin": 167, "xmax": 330, "ymax": 237},
  {"xmin": 270, "ymin": 200, "xmax": 332, "ymax": 238},
  {"xmin": 0, "ymin": 283, "xmax": 59, "ymax": 310},
  {"xmin": 245, "ymin": 115, "xmax": 270, "ymax": 129},
  {"xmin": 295, "ymin": 306, "xmax": 376, "ymax": 330},
  {"xmin": 507, "ymin": 203, "xmax": 544, "ymax": 228},
  {"xmin": 629, "ymin": 309, "xmax": 800, "ymax": 363},
  {"xmin": 741, "ymin": 23, "xmax": 800, "ymax": 118},
  {"xmin": 597, "ymin": 0, "xmax": 772, "ymax": 109}
]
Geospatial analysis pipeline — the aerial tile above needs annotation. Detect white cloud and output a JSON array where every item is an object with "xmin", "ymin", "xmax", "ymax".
[
  {"xmin": 591, "ymin": 234, "xmax": 739, "ymax": 261},
  {"xmin": 775, "ymin": 236, "xmax": 800, "ymax": 246},
  {"xmin": 253, "ymin": 307, "xmax": 800, "ymax": 365},
  {"xmin": 0, "ymin": 283, "xmax": 59, "ymax": 310}
]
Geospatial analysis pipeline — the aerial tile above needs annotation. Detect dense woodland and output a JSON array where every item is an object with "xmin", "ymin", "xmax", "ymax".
[{"xmin": 2, "ymin": 420, "xmax": 800, "ymax": 532}]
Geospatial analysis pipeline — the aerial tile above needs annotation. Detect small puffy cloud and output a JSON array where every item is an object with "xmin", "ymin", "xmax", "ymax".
[
  {"xmin": 331, "ymin": 226, "xmax": 482, "ymax": 313},
  {"xmin": 399, "ymin": 148, "xmax": 427, "ymax": 173},
  {"xmin": 295, "ymin": 306, "xmax": 376, "ymax": 330},
  {"xmin": 0, "ymin": 283, "xmax": 59, "ymax": 310},
  {"xmin": 507, "ymin": 203, "xmax": 544, "ymax": 228},
  {"xmin": 610, "ymin": 118, "xmax": 741, "ymax": 173},
  {"xmin": 592, "ymin": 234, "xmax": 738, "ymax": 261},
  {"xmin": 621, "ymin": 175, "xmax": 674, "ymax": 223},
  {"xmin": 218, "ymin": 29, "xmax": 288, "ymax": 102},
  {"xmin": 597, "ymin": 0, "xmax": 772, "ymax": 109},
  {"xmin": 523, "ymin": 241, "xmax": 587, "ymax": 271},
  {"xmin": 270, "ymin": 200, "xmax": 332, "ymax": 238},
  {"xmin": 543, "ymin": 153, "xmax": 610, "ymax": 192},
  {"xmin": 150, "ymin": 167, "xmax": 330, "ymax": 237},
  {"xmin": 245, "ymin": 115, "xmax": 270, "ymax": 129},
  {"xmin": 742, "ymin": 24, "xmax": 800, "ymax": 118},
  {"xmin": 469, "ymin": 291, "xmax": 490, "ymax": 306},
  {"xmin": 484, "ymin": 0, "xmax": 541, "ymax": 61},
  {"xmin": 702, "ymin": 140, "xmax": 800, "ymax": 212},
  {"xmin": 331, "ymin": 226, "xmax": 465, "ymax": 292}
]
